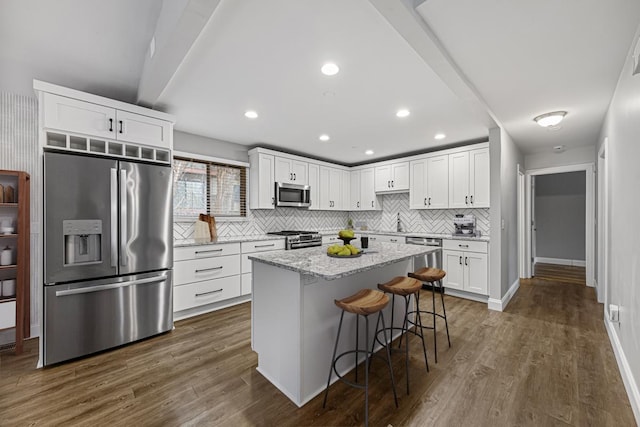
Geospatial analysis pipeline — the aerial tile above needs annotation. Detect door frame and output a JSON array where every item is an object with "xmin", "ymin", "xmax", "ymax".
[
  {"xmin": 597, "ymin": 139, "xmax": 609, "ymax": 304},
  {"xmin": 517, "ymin": 164, "xmax": 526, "ymax": 278},
  {"xmin": 523, "ymin": 162, "xmax": 595, "ymax": 285}
]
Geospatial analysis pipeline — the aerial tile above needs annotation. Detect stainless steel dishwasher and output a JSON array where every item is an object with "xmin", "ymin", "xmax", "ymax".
[{"xmin": 406, "ymin": 236, "xmax": 442, "ymax": 272}]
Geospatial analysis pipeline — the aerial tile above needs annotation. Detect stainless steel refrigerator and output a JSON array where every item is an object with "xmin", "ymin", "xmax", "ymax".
[{"xmin": 43, "ymin": 151, "xmax": 173, "ymax": 365}]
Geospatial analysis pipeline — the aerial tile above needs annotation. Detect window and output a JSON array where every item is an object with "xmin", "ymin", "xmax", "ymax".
[{"xmin": 173, "ymin": 157, "xmax": 247, "ymax": 219}]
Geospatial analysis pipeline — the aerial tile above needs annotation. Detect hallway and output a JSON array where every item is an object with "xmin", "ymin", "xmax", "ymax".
[{"xmin": 0, "ymin": 276, "xmax": 635, "ymax": 426}]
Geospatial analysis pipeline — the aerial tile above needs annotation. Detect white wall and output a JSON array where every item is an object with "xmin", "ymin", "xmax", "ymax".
[
  {"xmin": 499, "ymin": 128, "xmax": 525, "ymax": 295},
  {"xmin": 535, "ymin": 172, "xmax": 585, "ymax": 261},
  {"xmin": 525, "ymin": 145, "xmax": 595, "ymax": 170},
  {"xmin": 598, "ymin": 23, "xmax": 640, "ymax": 420},
  {"xmin": 174, "ymin": 130, "xmax": 249, "ymax": 163}
]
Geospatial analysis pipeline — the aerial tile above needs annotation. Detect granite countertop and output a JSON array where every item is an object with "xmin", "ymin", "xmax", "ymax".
[
  {"xmin": 248, "ymin": 242, "xmax": 439, "ymax": 281},
  {"xmin": 319, "ymin": 229, "xmax": 490, "ymax": 242},
  {"xmin": 174, "ymin": 234, "xmax": 286, "ymax": 247}
]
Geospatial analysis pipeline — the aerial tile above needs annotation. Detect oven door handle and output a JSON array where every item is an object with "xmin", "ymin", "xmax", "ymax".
[{"xmin": 55, "ymin": 275, "xmax": 167, "ymax": 297}]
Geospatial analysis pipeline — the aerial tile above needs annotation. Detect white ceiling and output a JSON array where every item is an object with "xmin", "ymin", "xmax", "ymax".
[
  {"xmin": 156, "ymin": 0, "xmax": 488, "ymax": 164},
  {"xmin": 416, "ymin": 0, "xmax": 640, "ymax": 154},
  {"xmin": 0, "ymin": 0, "xmax": 162, "ymax": 102},
  {"xmin": 1, "ymin": 0, "xmax": 639, "ymax": 160}
]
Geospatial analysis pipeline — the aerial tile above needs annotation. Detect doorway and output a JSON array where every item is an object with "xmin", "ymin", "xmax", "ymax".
[
  {"xmin": 596, "ymin": 139, "xmax": 609, "ymax": 304},
  {"xmin": 523, "ymin": 163, "xmax": 595, "ymax": 286}
]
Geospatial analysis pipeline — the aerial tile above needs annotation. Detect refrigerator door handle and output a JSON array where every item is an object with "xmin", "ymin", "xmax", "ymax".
[
  {"xmin": 55, "ymin": 275, "xmax": 167, "ymax": 297},
  {"xmin": 110, "ymin": 168, "xmax": 118, "ymax": 267},
  {"xmin": 120, "ymin": 169, "xmax": 128, "ymax": 266}
]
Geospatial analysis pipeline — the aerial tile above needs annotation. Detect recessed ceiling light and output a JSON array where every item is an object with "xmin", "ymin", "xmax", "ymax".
[
  {"xmin": 319, "ymin": 134, "xmax": 330, "ymax": 142},
  {"xmin": 533, "ymin": 111, "xmax": 566, "ymax": 127},
  {"xmin": 321, "ymin": 63, "xmax": 340, "ymax": 76},
  {"xmin": 434, "ymin": 133, "xmax": 446, "ymax": 140},
  {"xmin": 365, "ymin": 150, "xmax": 374, "ymax": 155},
  {"xmin": 396, "ymin": 109, "xmax": 410, "ymax": 118},
  {"xmin": 244, "ymin": 110, "xmax": 258, "ymax": 119}
]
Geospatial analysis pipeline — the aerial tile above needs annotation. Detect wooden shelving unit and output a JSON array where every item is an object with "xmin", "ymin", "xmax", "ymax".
[{"xmin": 0, "ymin": 170, "xmax": 30, "ymax": 354}]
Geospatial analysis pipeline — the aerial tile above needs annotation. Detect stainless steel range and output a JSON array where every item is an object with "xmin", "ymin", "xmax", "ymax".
[{"xmin": 267, "ymin": 230, "xmax": 322, "ymax": 250}]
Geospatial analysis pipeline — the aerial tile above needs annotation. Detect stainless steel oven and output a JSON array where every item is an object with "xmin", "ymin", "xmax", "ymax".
[{"xmin": 275, "ymin": 182, "xmax": 311, "ymax": 207}]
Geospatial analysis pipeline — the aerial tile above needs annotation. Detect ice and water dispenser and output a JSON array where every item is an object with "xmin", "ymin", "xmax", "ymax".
[{"xmin": 63, "ymin": 220, "xmax": 102, "ymax": 265}]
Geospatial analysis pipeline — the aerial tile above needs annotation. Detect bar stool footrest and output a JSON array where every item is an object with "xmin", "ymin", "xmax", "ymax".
[{"xmin": 331, "ymin": 349, "xmax": 390, "ymax": 390}]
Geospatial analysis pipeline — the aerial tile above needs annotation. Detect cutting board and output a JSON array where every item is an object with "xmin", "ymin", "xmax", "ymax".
[
  {"xmin": 198, "ymin": 213, "xmax": 217, "ymax": 239},
  {"xmin": 4, "ymin": 185, "xmax": 14, "ymax": 203}
]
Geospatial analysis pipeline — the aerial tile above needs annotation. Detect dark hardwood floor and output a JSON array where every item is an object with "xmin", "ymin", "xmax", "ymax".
[
  {"xmin": 534, "ymin": 262, "xmax": 586, "ymax": 286},
  {"xmin": 0, "ymin": 275, "xmax": 635, "ymax": 426}
]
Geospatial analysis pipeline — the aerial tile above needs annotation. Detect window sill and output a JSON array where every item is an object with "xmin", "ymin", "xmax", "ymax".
[{"xmin": 175, "ymin": 216, "xmax": 249, "ymax": 223}]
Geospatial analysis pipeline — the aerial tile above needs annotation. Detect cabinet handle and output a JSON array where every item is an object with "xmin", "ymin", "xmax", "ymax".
[
  {"xmin": 254, "ymin": 243, "xmax": 275, "ymax": 248},
  {"xmin": 465, "ymin": 257, "xmax": 468, "ymax": 266},
  {"xmin": 119, "ymin": 120, "xmax": 123, "ymax": 134},
  {"xmin": 390, "ymin": 239, "xmax": 397, "ymax": 242},
  {"xmin": 293, "ymin": 173, "xmax": 296, "ymax": 180},
  {"xmin": 470, "ymin": 195, "xmax": 474, "ymax": 204},
  {"xmin": 195, "ymin": 249, "xmax": 223, "ymax": 254},
  {"xmin": 465, "ymin": 195, "xmax": 469, "ymax": 205},
  {"xmin": 428, "ymin": 197, "xmax": 431, "ymax": 206},
  {"xmin": 459, "ymin": 244, "xmax": 469, "ymax": 248},
  {"xmin": 371, "ymin": 200, "xmax": 374, "ymax": 207},
  {"xmin": 391, "ymin": 180, "xmax": 394, "ymax": 187},
  {"xmin": 387, "ymin": 180, "xmax": 390, "ymax": 188},
  {"xmin": 357, "ymin": 201, "xmax": 360, "ymax": 208},
  {"xmin": 459, "ymin": 256, "xmax": 462, "ymax": 265},
  {"xmin": 272, "ymin": 197, "xmax": 275, "ymax": 206},
  {"xmin": 108, "ymin": 118, "xmax": 113, "ymax": 132},
  {"xmin": 195, "ymin": 266, "xmax": 223, "ymax": 273},
  {"xmin": 424, "ymin": 197, "xmax": 427, "ymax": 206},
  {"xmin": 195, "ymin": 288, "xmax": 223, "ymax": 297}
]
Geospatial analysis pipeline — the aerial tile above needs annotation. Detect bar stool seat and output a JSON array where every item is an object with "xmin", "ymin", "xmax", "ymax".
[
  {"xmin": 323, "ymin": 289, "xmax": 398, "ymax": 427},
  {"xmin": 373, "ymin": 276, "xmax": 429, "ymax": 395},
  {"xmin": 407, "ymin": 267, "xmax": 451, "ymax": 363}
]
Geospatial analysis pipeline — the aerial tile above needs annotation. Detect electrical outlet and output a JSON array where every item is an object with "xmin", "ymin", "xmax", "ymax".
[{"xmin": 609, "ymin": 304, "xmax": 620, "ymax": 323}]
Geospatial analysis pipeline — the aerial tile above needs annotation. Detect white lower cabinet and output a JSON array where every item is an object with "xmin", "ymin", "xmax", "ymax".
[
  {"xmin": 174, "ymin": 276, "xmax": 241, "ymax": 312},
  {"xmin": 442, "ymin": 240, "xmax": 488, "ymax": 295},
  {"xmin": 369, "ymin": 234, "xmax": 404, "ymax": 244},
  {"xmin": 240, "ymin": 239, "xmax": 285, "ymax": 295}
]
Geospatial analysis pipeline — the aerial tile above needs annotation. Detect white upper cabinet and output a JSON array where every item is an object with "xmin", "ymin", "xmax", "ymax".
[
  {"xmin": 410, "ymin": 155, "xmax": 449, "ymax": 209},
  {"xmin": 448, "ymin": 148, "xmax": 490, "ymax": 208},
  {"xmin": 374, "ymin": 161, "xmax": 409, "ymax": 192},
  {"xmin": 319, "ymin": 166, "xmax": 342, "ymax": 210},
  {"xmin": 249, "ymin": 152, "xmax": 275, "ymax": 209},
  {"xmin": 426, "ymin": 155, "xmax": 449, "ymax": 209},
  {"xmin": 275, "ymin": 157, "xmax": 308, "ymax": 185},
  {"xmin": 469, "ymin": 148, "xmax": 490, "ymax": 208},
  {"xmin": 341, "ymin": 170, "xmax": 351, "ymax": 211},
  {"xmin": 307, "ymin": 163, "xmax": 320, "ymax": 210},
  {"xmin": 42, "ymin": 93, "xmax": 171, "ymax": 149},
  {"xmin": 350, "ymin": 168, "xmax": 381, "ymax": 211}
]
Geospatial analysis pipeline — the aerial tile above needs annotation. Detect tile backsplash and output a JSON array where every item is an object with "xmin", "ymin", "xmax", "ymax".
[{"xmin": 174, "ymin": 193, "xmax": 490, "ymax": 239}]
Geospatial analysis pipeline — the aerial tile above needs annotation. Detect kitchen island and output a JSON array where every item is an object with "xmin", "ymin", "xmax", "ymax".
[{"xmin": 249, "ymin": 242, "xmax": 439, "ymax": 407}]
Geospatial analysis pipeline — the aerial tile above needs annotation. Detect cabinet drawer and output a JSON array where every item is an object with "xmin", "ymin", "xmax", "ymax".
[
  {"xmin": 443, "ymin": 239, "xmax": 487, "ymax": 253},
  {"xmin": 241, "ymin": 239, "xmax": 285, "ymax": 254},
  {"xmin": 241, "ymin": 273, "xmax": 252, "ymax": 296},
  {"xmin": 174, "ymin": 242, "xmax": 240, "ymax": 262},
  {"xmin": 174, "ymin": 255, "xmax": 240, "ymax": 285},
  {"xmin": 174, "ymin": 275, "xmax": 241, "ymax": 312}
]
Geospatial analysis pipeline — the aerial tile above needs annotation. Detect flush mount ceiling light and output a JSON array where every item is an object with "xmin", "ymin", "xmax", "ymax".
[
  {"xmin": 533, "ymin": 111, "xmax": 566, "ymax": 127},
  {"xmin": 244, "ymin": 110, "xmax": 258, "ymax": 119},
  {"xmin": 365, "ymin": 150, "xmax": 374, "ymax": 155},
  {"xmin": 319, "ymin": 134, "xmax": 330, "ymax": 142},
  {"xmin": 553, "ymin": 145, "xmax": 566, "ymax": 153},
  {"xmin": 321, "ymin": 63, "xmax": 340, "ymax": 76},
  {"xmin": 434, "ymin": 133, "xmax": 446, "ymax": 140},
  {"xmin": 396, "ymin": 109, "xmax": 410, "ymax": 118}
]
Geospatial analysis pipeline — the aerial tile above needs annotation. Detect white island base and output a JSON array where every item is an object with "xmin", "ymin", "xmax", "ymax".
[{"xmin": 251, "ymin": 258, "xmax": 414, "ymax": 407}]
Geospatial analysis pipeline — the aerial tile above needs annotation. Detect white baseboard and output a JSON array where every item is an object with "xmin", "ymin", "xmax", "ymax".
[
  {"xmin": 488, "ymin": 279, "xmax": 520, "ymax": 312},
  {"xmin": 444, "ymin": 288, "xmax": 488, "ymax": 304},
  {"xmin": 604, "ymin": 315, "xmax": 640, "ymax": 423},
  {"xmin": 30, "ymin": 324, "xmax": 40, "ymax": 339},
  {"xmin": 534, "ymin": 256, "xmax": 586, "ymax": 267}
]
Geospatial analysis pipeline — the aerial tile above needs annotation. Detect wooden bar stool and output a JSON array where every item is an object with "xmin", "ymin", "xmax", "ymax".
[
  {"xmin": 372, "ymin": 276, "xmax": 429, "ymax": 395},
  {"xmin": 407, "ymin": 267, "xmax": 451, "ymax": 363},
  {"xmin": 323, "ymin": 289, "xmax": 398, "ymax": 427}
]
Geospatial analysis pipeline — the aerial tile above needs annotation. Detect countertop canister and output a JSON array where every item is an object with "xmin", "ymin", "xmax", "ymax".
[{"xmin": 1, "ymin": 245, "xmax": 13, "ymax": 266}]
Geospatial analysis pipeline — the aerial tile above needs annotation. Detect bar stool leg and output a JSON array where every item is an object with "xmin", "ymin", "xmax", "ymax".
[
  {"xmin": 432, "ymin": 284, "xmax": 438, "ymax": 363},
  {"xmin": 379, "ymin": 310, "xmax": 399, "ymax": 407},
  {"xmin": 323, "ymin": 311, "xmax": 345, "ymax": 408},
  {"xmin": 439, "ymin": 280, "xmax": 451, "ymax": 348},
  {"xmin": 355, "ymin": 314, "xmax": 359, "ymax": 383},
  {"xmin": 364, "ymin": 315, "xmax": 370, "ymax": 427},
  {"xmin": 415, "ymin": 292, "xmax": 429, "ymax": 372},
  {"xmin": 403, "ymin": 295, "xmax": 411, "ymax": 394}
]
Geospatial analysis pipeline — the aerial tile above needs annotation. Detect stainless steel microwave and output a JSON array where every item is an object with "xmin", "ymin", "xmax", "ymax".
[{"xmin": 275, "ymin": 182, "xmax": 311, "ymax": 207}]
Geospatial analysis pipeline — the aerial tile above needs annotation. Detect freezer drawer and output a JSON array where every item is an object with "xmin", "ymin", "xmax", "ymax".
[{"xmin": 43, "ymin": 271, "xmax": 173, "ymax": 366}]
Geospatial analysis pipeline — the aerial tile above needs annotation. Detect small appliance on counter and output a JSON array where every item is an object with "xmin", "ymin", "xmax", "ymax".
[
  {"xmin": 453, "ymin": 214, "xmax": 479, "ymax": 237},
  {"xmin": 266, "ymin": 230, "xmax": 322, "ymax": 249}
]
